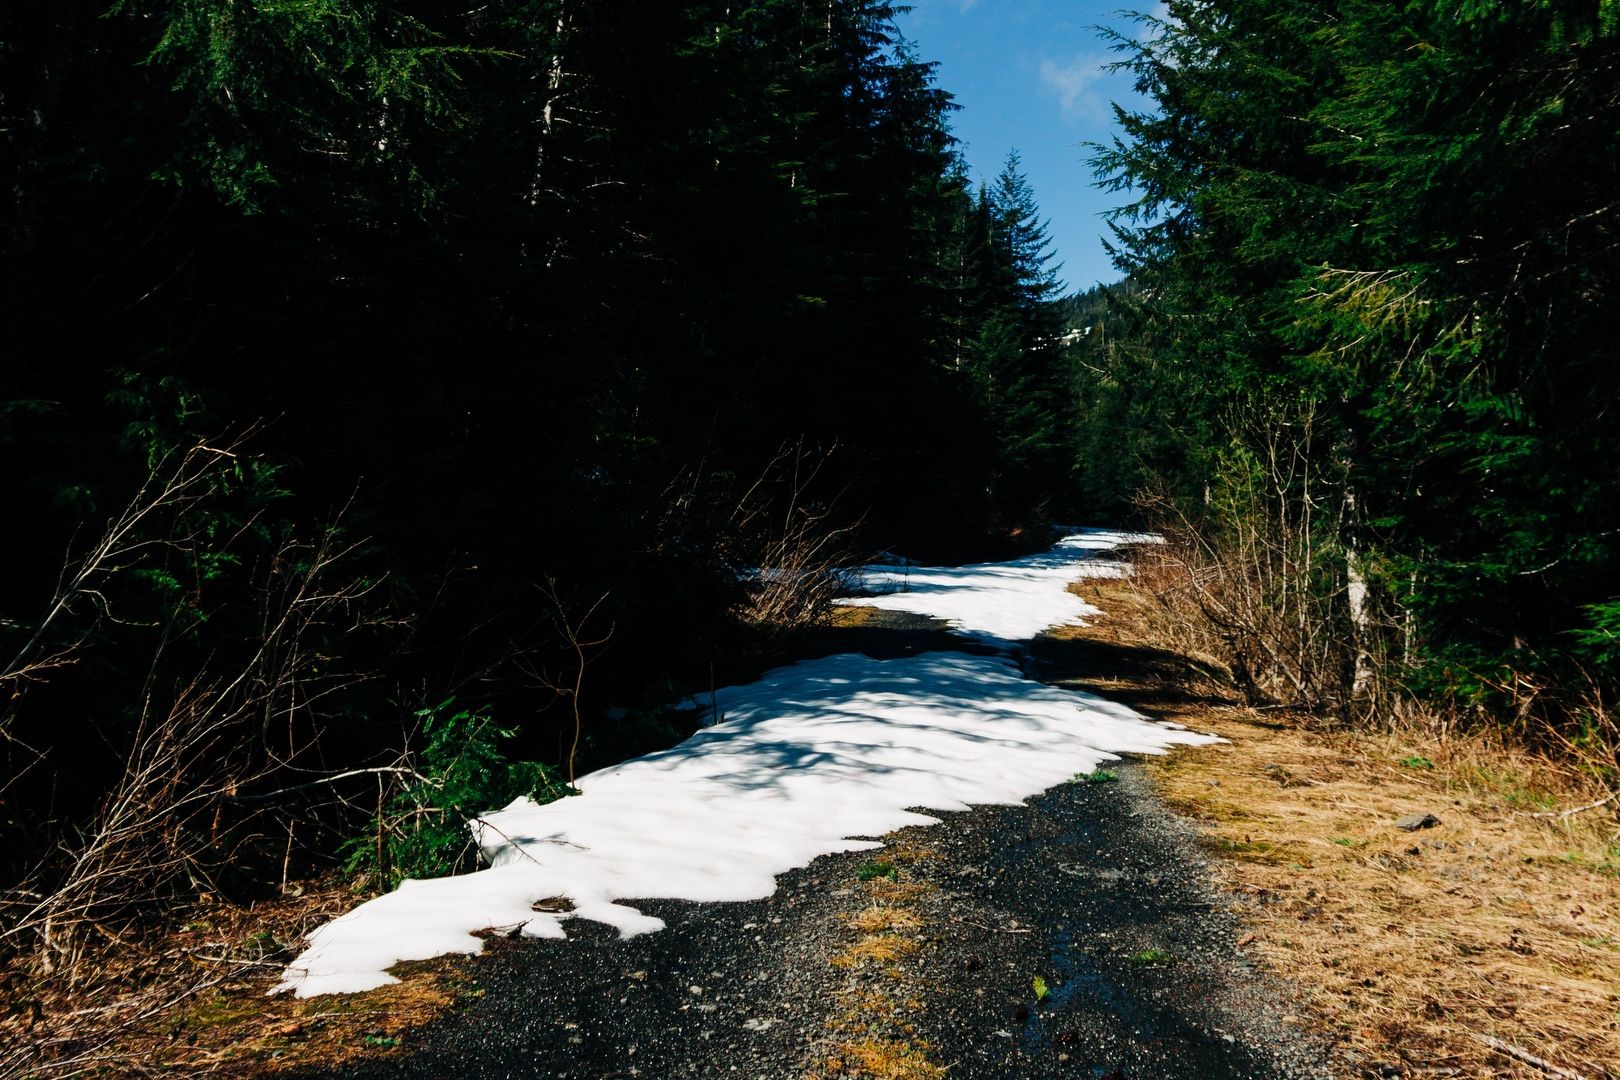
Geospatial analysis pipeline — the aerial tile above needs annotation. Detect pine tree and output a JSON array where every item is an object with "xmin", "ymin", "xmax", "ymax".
[
  {"xmin": 962, "ymin": 152, "xmax": 1074, "ymax": 518},
  {"xmin": 1087, "ymin": 0, "xmax": 1620, "ymax": 723}
]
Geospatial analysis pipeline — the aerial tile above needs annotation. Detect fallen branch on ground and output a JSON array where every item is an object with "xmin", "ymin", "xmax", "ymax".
[
  {"xmin": 1470, "ymin": 1033, "xmax": 1593, "ymax": 1080},
  {"xmin": 226, "ymin": 766, "xmax": 431, "ymax": 803},
  {"xmin": 1528, "ymin": 791, "xmax": 1617, "ymax": 820}
]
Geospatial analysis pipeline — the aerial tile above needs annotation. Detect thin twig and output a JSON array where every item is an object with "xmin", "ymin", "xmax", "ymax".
[
  {"xmin": 187, "ymin": 953, "xmax": 287, "ymax": 968},
  {"xmin": 950, "ymin": 918, "xmax": 1032, "ymax": 934},
  {"xmin": 226, "ymin": 766, "xmax": 430, "ymax": 802},
  {"xmin": 1528, "ymin": 791, "xmax": 1617, "ymax": 820},
  {"xmin": 1470, "ymin": 1033, "xmax": 1593, "ymax": 1080}
]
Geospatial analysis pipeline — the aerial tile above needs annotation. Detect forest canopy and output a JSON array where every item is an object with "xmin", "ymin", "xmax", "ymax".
[
  {"xmin": 1080, "ymin": 0, "xmax": 1620, "ymax": 729},
  {"xmin": 1, "ymin": 0, "xmax": 1077, "ymax": 966}
]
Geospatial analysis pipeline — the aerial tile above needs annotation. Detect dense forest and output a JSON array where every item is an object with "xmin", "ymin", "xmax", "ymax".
[
  {"xmin": 1075, "ymin": 1, "xmax": 1620, "ymax": 746},
  {"xmin": 4, "ymin": 0, "xmax": 1618, "ymax": 1004},
  {"xmin": 1, "ymin": 0, "xmax": 1077, "ymax": 973}
]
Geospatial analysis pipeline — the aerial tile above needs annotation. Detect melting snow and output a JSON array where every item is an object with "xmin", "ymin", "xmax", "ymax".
[
  {"xmin": 274, "ymin": 529, "xmax": 1213, "ymax": 998},
  {"xmin": 837, "ymin": 528, "xmax": 1156, "ymax": 645}
]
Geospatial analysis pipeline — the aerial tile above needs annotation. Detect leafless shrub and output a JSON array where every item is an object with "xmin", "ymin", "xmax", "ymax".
[
  {"xmin": 0, "ymin": 438, "xmax": 251, "ymax": 802},
  {"xmin": 529, "ymin": 579, "xmax": 612, "ymax": 787},
  {"xmin": 0, "ymin": 435, "xmax": 385, "ymax": 984},
  {"xmin": 1, "ymin": 525, "xmax": 377, "ymax": 981},
  {"xmin": 726, "ymin": 441, "xmax": 858, "ymax": 639},
  {"xmin": 1129, "ymin": 399, "xmax": 1400, "ymax": 722},
  {"xmin": 1458, "ymin": 668, "xmax": 1620, "ymax": 804}
]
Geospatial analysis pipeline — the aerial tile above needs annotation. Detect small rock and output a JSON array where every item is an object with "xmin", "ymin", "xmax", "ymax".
[
  {"xmin": 742, "ymin": 1018, "xmax": 775, "ymax": 1032},
  {"xmin": 1394, "ymin": 812, "xmax": 1440, "ymax": 831},
  {"xmin": 688, "ymin": 985, "xmax": 704, "ymax": 996}
]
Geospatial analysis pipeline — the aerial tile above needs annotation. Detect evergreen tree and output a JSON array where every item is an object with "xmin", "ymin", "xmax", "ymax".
[
  {"xmin": 1087, "ymin": 0, "xmax": 1620, "ymax": 725},
  {"xmin": 965, "ymin": 152, "xmax": 1074, "ymax": 517},
  {"xmin": 3, "ymin": 0, "xmax": 1064, "ymax": 909}
]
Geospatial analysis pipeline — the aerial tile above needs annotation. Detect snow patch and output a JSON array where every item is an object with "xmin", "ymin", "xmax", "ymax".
[
  {"xmin": 837, "ymin": 527, "xmax": 1154, "ymax": 644},
  {"xmin": 274, "ymin": 528, "xmax": 1211, "ymax": 998}
]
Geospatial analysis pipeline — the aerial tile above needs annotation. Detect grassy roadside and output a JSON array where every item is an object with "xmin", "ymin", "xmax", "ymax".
[
  {"xmin": 1049, "ymin": 576, "xmax": 1620, "ymax": 1080},
  {"xmin": 0, "ymin": 876, "xmax": 477, "ymax": 1078}
]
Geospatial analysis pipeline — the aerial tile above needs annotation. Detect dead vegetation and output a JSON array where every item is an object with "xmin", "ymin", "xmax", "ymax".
[
  {"xmin": 0, "ymin": 875, "xmax": 465, "ymax": 1078},
  {"xmin": 816, "ymin": 844, "xmax": 944, "ymax": 1080},
  {"xmin": 1058, "ymin": 572, "xmax": 1620, "ymax": 1080}
]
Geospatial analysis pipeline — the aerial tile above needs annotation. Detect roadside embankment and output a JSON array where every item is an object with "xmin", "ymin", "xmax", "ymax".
[{"xmin": 1048, "ymin": 576, "xmax": 1620, "ymax": 1080}]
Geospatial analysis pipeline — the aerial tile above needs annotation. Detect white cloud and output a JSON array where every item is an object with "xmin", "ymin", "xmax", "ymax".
[
  {"xmin": 1039, "ymin": 52, "xmax": 1113, "ymax": 124},
  {"xmin": 1141, "ymin": 1, "xmax": 1171, "ymax": 40}
]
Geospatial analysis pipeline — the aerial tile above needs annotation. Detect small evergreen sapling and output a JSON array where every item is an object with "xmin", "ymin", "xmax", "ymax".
[{"xmin": 344, "ymin": 700, "xmax": 572, "ymax": 891}]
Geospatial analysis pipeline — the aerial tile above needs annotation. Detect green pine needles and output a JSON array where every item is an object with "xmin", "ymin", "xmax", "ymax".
[
  {"xmin": 1084, "ymin": 0, "xmax": 1620, "ymax": 746},
  {"xmin": 344, "ymin": 700, "xmax": 574, "ymax": 892}
]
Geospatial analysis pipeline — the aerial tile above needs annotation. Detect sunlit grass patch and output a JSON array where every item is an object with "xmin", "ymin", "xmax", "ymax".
[
  {"xmin": 846, "ymin": 904, "xmax": 922, "ymax": 934},
  {"xmin": 816, "ymin": 827, "xmax": 944, "ymax": 1080},
  {"xmin": 822, "ymin": 1037, "xmax": 944, "ymax": 1080},
  {"xmin": 831, "ymin": 933, "xmax": 919, "ymax": 971},
  {"xmin": 883, "ymin": 842, "xmax": 939, "ymax": 865},
  {"xmin": 1050, "ymin": 575, "xmax": 1620, "ymax": 1080},
  {"xmin": 1206, "ymin": 836, "xmax": 1309, "ymax": 866},
  {"xmin": 1073, "ymin": 767, "xmax": 1119, "ymax": 784},
  {"xmin": 1447, "ymin": 762, "xmax": 1561, "ymax": 810},
  {"xmin": 1145, "ymin": 710, "xmax": 1620, "ymax": 1076},
  {"xmin": 861, "ymin": 878, "xmax": 933, "ymax": 904}
]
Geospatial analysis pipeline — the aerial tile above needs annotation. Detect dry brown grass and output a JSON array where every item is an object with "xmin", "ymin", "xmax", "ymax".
[
  {"xmin": 1057, "ymin": 574, "xmax": 1620, "ymax": 1080},
  {"xmin": 816, "ymin": 844, "xmax": 943, "ymax": 1079},
  {"xmin": 0, "ymin": 877, "xmax": 466, "ymax": 1078},
  {"xmin": 882, "ymin": 843, "xmax": 939, "ymax": 865},
  {"xmin": 822, "ymin": 1037, "xmax": 944, "ymax": 1080},
  {"xmin": 859, "ymin": 879, "xmax": 933, "ymax": 906},
  {"xmin": 830, "ymin": 934, "xmax": 919, "ymax": 971},
  {"xmin": 846, "ymin": 905, "xmax": 922, "ymax": 935},
  {"xmin": 1151, "ymin": 713, "xmax": 1620, "ymax": 1078}
]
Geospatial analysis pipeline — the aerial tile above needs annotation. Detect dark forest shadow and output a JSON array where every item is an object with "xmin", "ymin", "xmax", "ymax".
[{"xmin": 1026, "ymin": 631, "xmax": 1237, "ymax": 719}]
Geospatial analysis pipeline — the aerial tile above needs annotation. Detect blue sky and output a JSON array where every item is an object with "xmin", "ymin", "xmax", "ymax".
[{"xmin": 895, "ymin": 1, "xmax": 1162, "ymax": 293}]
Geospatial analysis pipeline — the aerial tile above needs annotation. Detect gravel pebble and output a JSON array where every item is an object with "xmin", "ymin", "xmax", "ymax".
[{"xmin": 309, "ymin": 760, "xmax": 1333, "ymax": 1079}]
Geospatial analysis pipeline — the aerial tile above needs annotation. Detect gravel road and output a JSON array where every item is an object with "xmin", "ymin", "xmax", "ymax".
[
  {"xmin": 302, "ymin": 612, "xmax": 1336, "ymax": 1080},
  {"xmin": 308, "ymin": 771, "xmax": 1331, "ymax": 1080}
]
